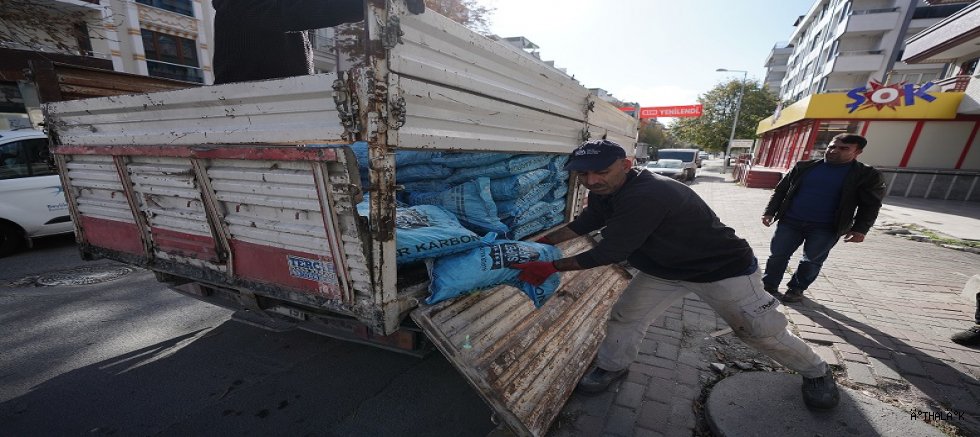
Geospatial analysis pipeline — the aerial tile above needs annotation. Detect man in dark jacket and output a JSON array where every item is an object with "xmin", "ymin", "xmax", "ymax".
[
  {"xmin": 512, "ymin": 140, "xmax": 840, "ymax": 410},
  {"xmin": 762, "ymin": 133, "xmax": 886, "ymax": 303}
]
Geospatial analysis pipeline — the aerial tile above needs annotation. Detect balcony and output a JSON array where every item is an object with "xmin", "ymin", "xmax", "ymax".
[
  {"xmin": 830, "ymin": 50, "xmax": 886, "ymax": 72},
  {"xmin": 844, "ymin": 8, "xmax": 900, "ymax": 35},
  {"xmin": 934, "ymin": 75, "xmax": 971, "ymax": 92}
]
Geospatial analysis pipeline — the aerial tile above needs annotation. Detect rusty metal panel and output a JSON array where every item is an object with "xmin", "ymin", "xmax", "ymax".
[
  {"xmin": 205, "ymin": 158, "xmax": 352, "ymax": 298},
  {"xmin": 411, "ymin": 237, "xmax": 631, "ymax": 437},
  {"xmin": 393, "ymin": 11, "xmax": 589, "ymax": 122},
  {"xmin": 393, "ymin": 75, "xmax": 585, "ymax": 153},
  {"xmin": 28, "ymin": 60, "xmax": 198, "ymax": 104},
  {"xmin": 44, "ymin": 74, "xmax": 346, "ymax": 147},
  {"xmin": 126, "ymin": 156, "xmax": 225, "ymax": 270}
]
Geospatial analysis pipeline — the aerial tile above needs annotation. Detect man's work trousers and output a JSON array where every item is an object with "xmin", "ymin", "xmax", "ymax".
[{"xmin": 595, "ymin": 269, "xmax": 828, "ymax": 378}]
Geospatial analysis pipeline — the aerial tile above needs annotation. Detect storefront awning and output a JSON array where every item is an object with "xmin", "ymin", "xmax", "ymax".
[{"xmin": 757, "ymin": 90, "xmax": 964, "ymax": 135}]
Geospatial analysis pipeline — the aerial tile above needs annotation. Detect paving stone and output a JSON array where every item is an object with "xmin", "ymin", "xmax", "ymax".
[
  {"xmin": 921, "ymin": 361, "xmax": 971, "ymax": 387},
  {"xmin": 676, "ymin": 351, "xmax": 704, "ymax": 370},
  {"xmin": 635, "ymin": 401, "xmax": 670, "ymax": 430},
  {"xmin": 630, "ymin": 361, "xmax": 675, "ymax": 380},
  {"xmin": 643, "ymin": 377, "xmax": 676, "ymax": 404},
  {"xmin": 675, "ymin": 364, "xmax": 700, "ymax": 387},
  {"xmin": 643, "ymin": 356, "xmax": 678, "ymax": 370},
  {"xmin": 632, "ymin": 427, "xmax": 666, "ymax": 437},
  {"xmin": 812, "ymin": 344, "xmax": 840, "ymax": 366},
  {"xmin": 654, "ymin": 342, "xmax": 680, "ymax": 360},
  {"xmin": 840, "ymin": 351, "xmax": 868, "ymax": 364},
  {"xmin": 669, "ymin": 401, "xmax": 697, "ymax": 430},
  {"xmin": 844, "ymin": 361, "xmax": 878, "ymax": 386},
  {"xmin": 799, "ymin": 330, "xmax": 840, "ymax": 345},
  {"xmin": 602, "ymin": 405, "xmax": 636, "ymax": 437},
  {"xmin": 867, "ymin": 357, "xmax": 904, "ymax": 381},
  {"xmin": 614, "ymin": 381, "xmax": 645, "ymax": 409},
  {"xmin": 893, "ymin": 353, "xmax": 928, "ymax": 376}
]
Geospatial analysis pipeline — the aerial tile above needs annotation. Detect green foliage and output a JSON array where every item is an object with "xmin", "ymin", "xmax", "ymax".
[{"xmin": 671, "ymin": 79, "xmax": 778, "ymax": 153}]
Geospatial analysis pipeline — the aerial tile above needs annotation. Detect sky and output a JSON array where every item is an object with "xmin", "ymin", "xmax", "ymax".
[{"xmin": 486, "ymin": 0, "xmax": 817, "ymax": 116}]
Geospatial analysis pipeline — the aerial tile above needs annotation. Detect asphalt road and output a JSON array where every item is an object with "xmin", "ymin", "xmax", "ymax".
[{"xmin": 0, "ymin": 236, "xmax": 495, "ymax": 436}]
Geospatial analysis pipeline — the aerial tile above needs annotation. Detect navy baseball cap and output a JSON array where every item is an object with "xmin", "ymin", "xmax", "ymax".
[{"xmin": 564, "ymin": 139, "xmax": 627, "ymax": 172}]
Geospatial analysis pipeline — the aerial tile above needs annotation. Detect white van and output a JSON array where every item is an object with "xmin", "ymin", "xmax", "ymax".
[{"xmin": 0, "ymin": 129, "xmax": 73, "ymax": 256}]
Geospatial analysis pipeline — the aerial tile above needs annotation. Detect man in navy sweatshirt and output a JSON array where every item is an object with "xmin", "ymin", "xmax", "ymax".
[{"xmin": 762, "ymin": 133, "xmax": 886, "ymax": 303}]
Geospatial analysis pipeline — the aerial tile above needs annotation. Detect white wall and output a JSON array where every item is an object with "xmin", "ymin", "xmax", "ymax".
[
  {"xmin": 961, "ymin": 130, "xmax": 980, "ymax": 170},
  {"xmin": 862, "ymin": 120, "xmax": 917, "ymax": 166},
  {"xmin": 907, "ymin": 121, "xmax": 974, "ymax": 168}
]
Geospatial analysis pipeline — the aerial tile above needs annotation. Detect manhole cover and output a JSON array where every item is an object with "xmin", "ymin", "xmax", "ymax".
[{"xmin": 36, "ymin": 265, "xmax": 135, "ymax": 286}]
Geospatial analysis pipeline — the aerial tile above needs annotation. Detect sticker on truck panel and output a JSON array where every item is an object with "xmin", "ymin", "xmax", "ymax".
[{"xmin": 287, "ymin": 255, "xmax": 338, "ymax": 285}]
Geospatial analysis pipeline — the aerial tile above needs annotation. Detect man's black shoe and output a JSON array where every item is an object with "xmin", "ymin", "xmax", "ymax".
[
  {"xmin": 801, "ymin": 369, "xmax": 840, "ymax": 410},
  {"xmin": 764, "ymin": 285, "xmax": 782, "ymax": 299},
  {"xmin": 782, "ymin": 288, "xmax": 805, "ymax": 303},
  {"xmin": 951, "ymin": 325, "xmax": 980, "ymax": 347},
  {"xmin": 576, "ymin": 366, "xmax": 628, "ymax": 394}
]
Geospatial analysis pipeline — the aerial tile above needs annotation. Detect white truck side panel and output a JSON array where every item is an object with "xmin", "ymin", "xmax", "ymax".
[
  {"xmin": 46, "ymin": 74, "xmax": 346, "ymax": 146},
  {"xmin": 394, "ymin": 76, "xmax": 585, "ymax": 152},
  {"xmin": 393, "ymin": 11, "xmax": 589, "ymax": 122}
]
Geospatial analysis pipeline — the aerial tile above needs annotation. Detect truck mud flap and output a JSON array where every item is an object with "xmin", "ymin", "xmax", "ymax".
[{"xmin": 411, "ymin": 237, "xmax": 630, "ymax": 437}]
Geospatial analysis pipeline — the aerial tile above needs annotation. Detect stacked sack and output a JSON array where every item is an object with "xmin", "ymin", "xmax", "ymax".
[{"xmin": 350, "ymin": 145, "xmax": 571, "ymax": 307}]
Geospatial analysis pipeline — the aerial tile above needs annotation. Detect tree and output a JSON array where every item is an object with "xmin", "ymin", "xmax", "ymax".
[
  {"xmin": 426, "ymin": 0, "xmax": 494, "ymax": 35},
  {"xmin": 671, "ymin": 79, "xmax": 778, "ymax": 153}
]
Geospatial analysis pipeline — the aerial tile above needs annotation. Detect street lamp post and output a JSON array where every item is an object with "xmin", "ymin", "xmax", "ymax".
[{"xmin": 716, "ymin": 68, "xmax": 748, "ymax": 172}]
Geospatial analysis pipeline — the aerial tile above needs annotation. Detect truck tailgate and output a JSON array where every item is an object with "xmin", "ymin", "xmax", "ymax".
[{"xmin": 411, "ymin": 236, "xmax": 630, "ymax": 437}]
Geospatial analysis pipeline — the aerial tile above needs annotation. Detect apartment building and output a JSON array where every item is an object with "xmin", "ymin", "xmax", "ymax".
[
  {"xmin": 743, "ymin": 0, "xmax": 980, "ymax": 201},
  {"xmin": 768, "ymin": 0, "xmax": 970, "ymax": 104},
  {"xmin": 0, "ymin": 0, "xmax": 222, "ymax": 128}
]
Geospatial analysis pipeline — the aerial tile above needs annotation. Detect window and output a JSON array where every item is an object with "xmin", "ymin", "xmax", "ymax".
[
  {"xmin": 135, "ymin": 0, "xmax": 194, "ymax": 17},
  {"xmin": 0, "ymin": 138, "xmax": 55, "ymax": 180},
  {"xmin": 141, "ymin": 29, "xmax": 203, "ymax": 83}
]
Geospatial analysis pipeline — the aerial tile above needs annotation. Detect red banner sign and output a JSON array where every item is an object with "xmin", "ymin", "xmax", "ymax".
[{"xmin": 639, "ymin": 105, "xmax": 702, "ymax": 119}]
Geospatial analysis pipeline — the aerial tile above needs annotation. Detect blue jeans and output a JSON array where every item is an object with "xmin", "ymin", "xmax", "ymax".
[{"xmin": 763, "ymin": 217, "xmax": 839, "ymax": 292}]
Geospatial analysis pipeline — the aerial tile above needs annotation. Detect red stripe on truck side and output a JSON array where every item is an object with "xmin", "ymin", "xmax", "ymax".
[
  {"xmin": 79, "ymin": 216, "xmax": 145, "ymax": 255},
  {"xmin": 150, "ymin": 227, "xmax": 220, "ymax": 262},
  {"xmin": 230, "ymin": 239, "xmax": 342, "ymax": 300}
]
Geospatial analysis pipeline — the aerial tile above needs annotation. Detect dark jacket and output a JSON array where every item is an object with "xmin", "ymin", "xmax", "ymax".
[
  {"xmin": 212, "ymin": 0, "xmax": 364, "ymax": 84},
  {"xmin": 764, "ymin": 159, "xmax": 886, "ymax": 237},
  {"xmin": 568, "ymin": 169, "xmax": 755, "ymax": 283}
]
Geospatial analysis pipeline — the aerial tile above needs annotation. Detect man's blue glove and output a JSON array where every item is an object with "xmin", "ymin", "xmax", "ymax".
[{"xmin": 512, "ymin": 261, "xmax": 559, "ymax": 286}]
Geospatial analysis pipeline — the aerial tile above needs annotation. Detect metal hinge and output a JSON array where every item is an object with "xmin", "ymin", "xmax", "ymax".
[
  {"xmin": 390, "ymin": 94, "xmax": 406, "ymax": 129},
  {"xmin": 333, "ymin": 74, "xmax": 360, "ymax": 138},
  {"xmin": 382, "ymin": 15, "xmax": 404, "ymax": 50}
]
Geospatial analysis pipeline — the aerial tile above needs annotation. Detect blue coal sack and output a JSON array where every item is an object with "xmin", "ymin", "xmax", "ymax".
[{"xmin": 427, "ymin": 240, "xmax": 562, "ymax": 308}]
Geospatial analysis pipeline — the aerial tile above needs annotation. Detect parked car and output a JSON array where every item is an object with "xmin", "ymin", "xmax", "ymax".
[
  {"xmin": 0, "ymin": 129, "xmax": 73, "ymax": 256},
  {"xmin": 645, "ymin": 159, "xmax": 686, "ymax": 181},
  {"xmin": 655, "ymin": 148, "xmax": 700, "ymax": 179}
]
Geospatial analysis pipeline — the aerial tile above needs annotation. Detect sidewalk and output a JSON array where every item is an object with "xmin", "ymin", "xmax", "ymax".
[{"xmin": 553, "ymin": 172, "xmax": 980, "ymax": 437}]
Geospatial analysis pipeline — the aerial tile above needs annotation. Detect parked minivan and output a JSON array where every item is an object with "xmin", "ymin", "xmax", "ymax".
[
  {"xmin": 0, "ymin": 129, "xmax": 73, "ymax": 256},
  {"xmin": 655, "ymin": 148, "xmax": 701, "ymax": 181}
]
